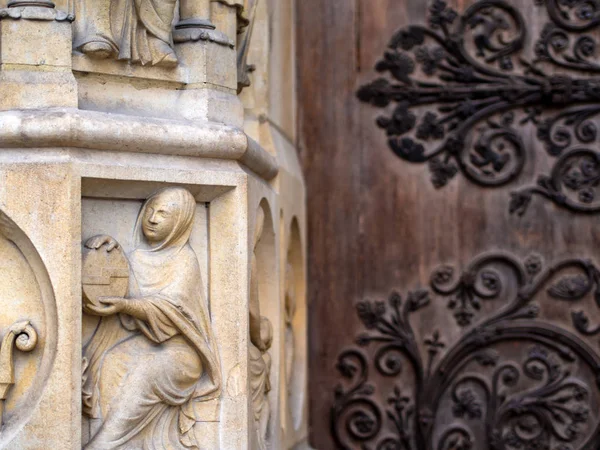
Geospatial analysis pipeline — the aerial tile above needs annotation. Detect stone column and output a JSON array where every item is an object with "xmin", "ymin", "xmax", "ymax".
[
  {"xmin": 176, "ymin": 0, "xmax": 215, "ymax": 31},
  {"xmin": 0, "ymin": 0, "xmax": 76, "ymax": 110},
  {"xmin": 0, "ymin": 0, "xmax": 305, "ymax": 448},
  {"xmin": 0, "ymin": 3, "xmax": 80, "ymax": 448},
  {"xmin": 237, "ymin": 0, "xmax": 311, "ymax": 448}
]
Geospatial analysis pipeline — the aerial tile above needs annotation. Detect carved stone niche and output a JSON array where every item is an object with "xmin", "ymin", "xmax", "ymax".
[
  {"xmin": 250, "ymin": 201, "xmax": 279, "ymax": 450},
  {"xmin": 0, "ymin": 136, "xmax": 286, "ymax": 450},
  {"xmin": 80, "ymin": 179, "xmax": 250, "ymax": 450},
  {"xmin": 282, "ymin": 218, "xmax": 308, "ymax": 446}
]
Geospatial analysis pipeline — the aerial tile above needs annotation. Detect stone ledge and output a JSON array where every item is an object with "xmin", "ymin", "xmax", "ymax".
[
  {"xmin": 0, "ymin": 6, "xmax": 74, "ymax": 22},
  {"xmin": 0, "ymin": 108, "xmax": 279, "ymax": 180}
]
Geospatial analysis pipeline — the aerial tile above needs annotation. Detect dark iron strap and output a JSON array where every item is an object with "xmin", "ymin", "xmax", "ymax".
[
  {"xmin": 358, "ymin": 0, "xmax": 600, "ymax": 215},
  {"xmin": 332, "ymin": 252, "xmax": 600, "ymax": 450}
]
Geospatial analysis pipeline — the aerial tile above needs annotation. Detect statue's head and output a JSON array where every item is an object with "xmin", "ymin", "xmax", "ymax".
[
  {"xmin": 137, "ymin": 187, "xmax": 196, "ymax": 251},
  {"xmin": 142, "ymin": 195, "xmax": 178, "ymax": 244}
]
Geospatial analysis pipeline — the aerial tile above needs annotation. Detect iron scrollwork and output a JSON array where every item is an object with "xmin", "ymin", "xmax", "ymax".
[
  {"xmin": 358, "ymin": 0, "xmax": 600, "ymax": 215},
  {"xmin": 332, "ymin": 253, "xmax": 600, "ymax": 449}
]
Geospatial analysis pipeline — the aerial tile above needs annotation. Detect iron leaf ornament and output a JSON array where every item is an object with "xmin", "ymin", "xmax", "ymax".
[
  {"xmin": 332, "ymin": 253, "xmax": 600, "ymax": 449},
  {"xmin": 358, "ymin": 0, "xmax": 600, "ymax": 215}
]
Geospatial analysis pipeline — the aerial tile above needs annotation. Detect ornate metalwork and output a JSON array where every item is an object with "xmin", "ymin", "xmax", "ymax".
[
  {"xmin": 358, "ymin": 0, "xmax": 600, "ymax": 215},
  {"xmin": 332, "ymin": 253, "xmax": 600, "ymax": 449}
]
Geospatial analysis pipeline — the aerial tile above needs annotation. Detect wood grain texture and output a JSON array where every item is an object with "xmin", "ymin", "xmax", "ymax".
[
  {"xmin": 297, "ymin": 0, "xmax": 600, "ymax": 448},
  {"xmin": 296, "ymin": 1, "xmax": 362, "ymax": 448}
]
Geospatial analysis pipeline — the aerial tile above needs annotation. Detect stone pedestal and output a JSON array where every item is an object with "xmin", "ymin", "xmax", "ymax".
[{"xmin": 0, "ymin": 0, "xmax": 307, "ymax": 448}]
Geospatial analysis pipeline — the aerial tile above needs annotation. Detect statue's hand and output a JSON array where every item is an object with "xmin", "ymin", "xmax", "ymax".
[
  {"xmin": 85, "ymin": 297, "xmax": 126, "ymax": 316},
  {"xmin": 84, "ymin": 235, "xmax": 119, "ymax": 252}
]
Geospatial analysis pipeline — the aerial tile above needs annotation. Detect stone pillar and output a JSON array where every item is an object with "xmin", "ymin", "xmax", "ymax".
[
  {"xmin": 0, "ymin": 0, "xmax": 305, "ymax": 448},
  {"xmin": 237, "ymin": 0, "xmax": 311, "ymax": 448},
  {"xmin": 0, "ymin": 1, "xmax": 76, "ymax": 110},
  {"xmin": 176, "ymin": 0, "xmax": 215, "ymax": 31},
  {"xmin": 0, "ymin": 3, "xmax": 80, "ymax": 448}
]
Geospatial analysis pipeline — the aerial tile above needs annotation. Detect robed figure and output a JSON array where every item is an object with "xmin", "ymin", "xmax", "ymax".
[
  {"xmin": 77, "ymin": 0, "xmax": 179, "ymax": 66},
  {"xmin": 249, "ymin": 206, "xmax": 273, "ymax": 450},
  {"xmin": 82, "ymin": 187, "xmax": 221, "ymax": 449}
]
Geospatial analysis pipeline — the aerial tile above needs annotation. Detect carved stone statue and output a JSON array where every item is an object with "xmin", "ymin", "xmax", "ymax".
[
  {"xmin": 77, "ymin": 0, "xmax": 179, "ymax": 66},
  {"xmin": 249, "ymin": 206, "xmax": 272, "ymax": 450},
  {"xmin": 81, "ymin": 187, "xmax": 221, "ymax": 449},
  {"xmin": 249, "ymin": 316, "xmax": 272, "ymax": 450}
]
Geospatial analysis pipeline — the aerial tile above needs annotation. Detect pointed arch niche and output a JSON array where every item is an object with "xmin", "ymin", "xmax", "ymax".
[{"xmin": 284, "ymin": 217, "xmax": 307, "ymax": 432}]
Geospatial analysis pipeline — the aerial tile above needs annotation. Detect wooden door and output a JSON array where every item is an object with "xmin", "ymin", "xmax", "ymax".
[{"xmin": 298, "ymin": 0, "xmax": 600, "ymax": 449}]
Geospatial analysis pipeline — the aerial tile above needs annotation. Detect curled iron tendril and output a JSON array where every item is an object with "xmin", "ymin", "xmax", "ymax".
[
  {"xmin": 332, "ymin": 252, "xmax": 600, "ymax": 449},
  {"xmin": 358, "ymin": 0, "xmax": 600, "ymax": 215}
]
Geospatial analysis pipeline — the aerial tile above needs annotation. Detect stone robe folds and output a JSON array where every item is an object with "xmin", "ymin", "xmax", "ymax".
[
  {"xmin": 111, "ymin": 0, "xmax": 178, "ymax": 65},
  {"xmin": 75, "ymin": 0, "xmax": 178, "ymax": 66},
  {"xmin": 82, "ymin": 189, "xmax": 221, "ymax": 450},
  {"xmin": 249, "ymin": 344, "xmax": 271, "ymax": 422}
]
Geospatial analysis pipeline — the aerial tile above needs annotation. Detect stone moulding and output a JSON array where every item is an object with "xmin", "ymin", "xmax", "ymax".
[
  {"xmin": 173, "ymin": 28, "xmax": 235, "ymax": 48},
  {"xmin": 0, "ymin": 5, "xmax": 74, "ymax": 22},
  {"xmin": 0, "ymin": 109, "xmax": 278, "ymax": 180}
]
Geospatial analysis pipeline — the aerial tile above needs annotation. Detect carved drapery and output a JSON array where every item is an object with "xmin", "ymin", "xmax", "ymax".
[
  {"xmin": 249, "ymin": 205, "xmax": 274, "ymax": 450},
  {"xmin": 75, "ymin": 0, "xmax": 236, "ymax": 65},
  {"xmin": 358, "ymin": 0, "xmax": 600, "ymax": 216},
  {"xmin": 236, "ymin": 0, "xmax": 259, "ymax": 93},
  {"xmin": 81, "ymin": 187, "xmax": 222, "ymax": 449},
  {"xmin": 332, "ymin": 252, "xmax": 600, "ymax": 450}
]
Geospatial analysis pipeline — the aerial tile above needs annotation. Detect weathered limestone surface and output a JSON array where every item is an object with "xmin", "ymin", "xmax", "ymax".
[{"xmin": 0, "ymin": 0, "xmax": 306, "ymax": 448}]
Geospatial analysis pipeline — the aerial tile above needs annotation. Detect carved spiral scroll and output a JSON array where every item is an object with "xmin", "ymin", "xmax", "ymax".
[
  {"xmin": 0, "ymin": 321, "xmax": 38, "ymax": 426},
  {"xmin": 331, "ymin": 350, "xmax": 383, "ymax": 448}
]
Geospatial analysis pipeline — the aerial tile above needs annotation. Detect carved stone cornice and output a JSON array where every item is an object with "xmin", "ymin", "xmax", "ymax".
[
  {"xmin": 358, "ymin": 0, "xmax": 600, "ymax": 216},
  {"xmin": 0, "ymin": 109, "xmax": 279, "ymax": 180},
  {"xmin": 7, "ymin": 0, "xmax": 53, "ymax": 7}
]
